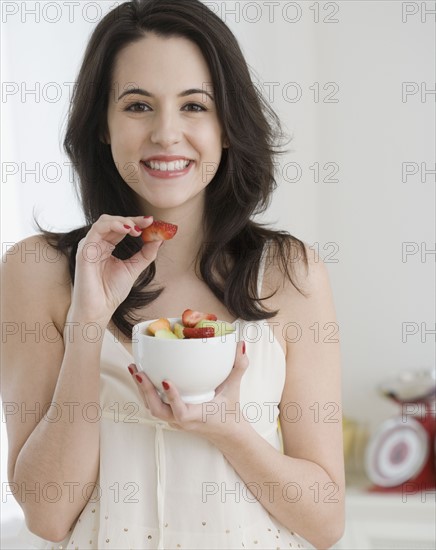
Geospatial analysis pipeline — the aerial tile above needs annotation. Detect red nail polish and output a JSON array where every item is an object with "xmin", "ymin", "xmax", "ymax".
[
  {"xmin": 128, "ymin": 366, "xmax": 134, "ymax": 375},
  {"xmin": 162, "ymin": 381, "xmax": 170, "ymax": 391},
  {"xmin": 144, "ymin": 216, "xmax": 152, "ymax": 219},
  {"xmin": 135, "ymin": 374, "xmax": 143, "ymax": 383},
  {"xmin": 242, "ymin": 341, "xmax": 246, "ymax": 354},
  {"xmin": 123, "ymin": 224, "xmax": 131, "ymax": 230},
  {"xmin": 134, "ymin": 225, "xmax": 141, "ymax": 232}
]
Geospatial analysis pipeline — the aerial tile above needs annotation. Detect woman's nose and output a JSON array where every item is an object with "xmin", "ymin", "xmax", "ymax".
[{"xmin": 149, "ymin": 110, "xmax": 182, "ymax": 147}]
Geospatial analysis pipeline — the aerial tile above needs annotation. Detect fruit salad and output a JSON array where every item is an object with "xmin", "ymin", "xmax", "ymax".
[{"xmin": 147, "ymin": 309, "xmax": 236, "ymax": 339}]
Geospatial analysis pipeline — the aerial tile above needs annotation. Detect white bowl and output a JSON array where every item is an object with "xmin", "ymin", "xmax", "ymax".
[{"xmin": 132, "ymin": 318, "xmax": 238, "ymax": 404}]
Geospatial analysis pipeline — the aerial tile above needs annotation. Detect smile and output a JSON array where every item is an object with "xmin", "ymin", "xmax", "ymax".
[
  {"xmin": 143, "ymin": 159, "xmax": 192, "ymax": 172},
  {"xmin": 140, "ymin": 159, "xmax": 194, "ymax": 179}
]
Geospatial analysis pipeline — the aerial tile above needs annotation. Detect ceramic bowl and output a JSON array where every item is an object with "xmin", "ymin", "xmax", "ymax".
[{"xmin": 132, "ymin": 318, "xmax": 238, "ymax": 404}]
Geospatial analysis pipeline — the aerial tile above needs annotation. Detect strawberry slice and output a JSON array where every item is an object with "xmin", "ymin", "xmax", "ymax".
[
  {"xmin": 183, "ymin": 326, "xmax": 215, "ymax": 339},
  {"xmin": 182, "ymin": 309, "xmax": 218, "ymax": 328},
  {"xmin": 141, "ymin": 221, "xmax": 178, "ymax": 243}
]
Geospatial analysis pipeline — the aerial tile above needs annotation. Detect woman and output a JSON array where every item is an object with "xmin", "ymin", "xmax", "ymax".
[{"xmin": 1, "ymin": 1, "xmax": 345, "ymax": 548}]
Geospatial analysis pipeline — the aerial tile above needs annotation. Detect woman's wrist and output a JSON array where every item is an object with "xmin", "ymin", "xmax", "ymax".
[
  {"xmin": 66, "ymin": 304, "xmax": 112, "ymax": 328},
  {"xmin": 203, "ymin": 410, "xmax": 254, "ymax": 452}
]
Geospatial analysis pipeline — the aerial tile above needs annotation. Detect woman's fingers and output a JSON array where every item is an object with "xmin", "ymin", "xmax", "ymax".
[
  {"xmin": 159, "ymin": 380, "xmax": 187, "ymax": 420},
  {"xmin": 231, "ymin": 341, "xmax": 249, "ymax": 381},
  {"xmin": 215, "ymin": 341, "xmax": 248, "ymax": 394},
  {"xmin": 71, "ymin": 215, "xmax": 163, "ymax": 323},
  {"xmin": 127, "ymin": 363, "xmax": 138, "ymax": 375},
  {"xmin": 79, "ymin": 214, "xmax": 154, "ymax": 251},
  {"xmin": 124, "ymin": 240, "xmax": 162, "ymax": 281},
  {"xmin": 127, "ymin": 365, "xmax": 189, "ymax": 423},
  {"xmin": 76, "ymin": 215, "xmax": 161, "ymax": 275},
  {"xmin": 133, "ymin": 370, "xmax": 174, "ymax": 420}
]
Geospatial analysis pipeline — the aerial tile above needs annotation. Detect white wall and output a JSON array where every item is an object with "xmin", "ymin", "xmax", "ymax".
[
  {"xmin": 1, "ymin": 0, "xmax": 435, "ymax": 538},
  {"xmin": 221, "ymin": 0, "xmax": 435, "ymax": 426},
  {"xmin": 312, "ymin": 1, "xmax": 435, "ymax": 426}
]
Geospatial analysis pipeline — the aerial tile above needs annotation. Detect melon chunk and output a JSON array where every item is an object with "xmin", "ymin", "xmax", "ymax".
[
  {"xmin": 155, "ymin": 329, "xmax": 178, "ymax": 339},
  {"xmin": 194, "ymin": 319, "xmax": 235, "ymax": 337},
  {"xmin": 173, "ymin": 322, "xmax": 185, "ymax": 339}
]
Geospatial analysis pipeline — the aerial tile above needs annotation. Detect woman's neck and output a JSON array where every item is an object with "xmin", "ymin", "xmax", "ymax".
[{"xmin": 142, "ymin": 196, "xmax": 205, "ymax": 276}]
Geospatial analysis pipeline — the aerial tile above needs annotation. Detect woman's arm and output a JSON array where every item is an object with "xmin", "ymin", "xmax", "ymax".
[
  {"xmin": 1, "ymin": 236, "xmax": 102, "ymax": 542},
  {"xmin": 205, "ymin": 249, "xmax": 345, "ymax": 549},
  {"xmin": 2, "ymin": 218, "xmax": 161, "ymax": 542}
]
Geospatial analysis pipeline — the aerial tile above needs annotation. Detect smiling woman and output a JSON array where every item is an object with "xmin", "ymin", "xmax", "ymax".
[
  {"xmin": 1, "ymin": 1, "xmax": 345, "ymax": 549},
  {"xmin": 105, "ymin": 34, "xmax": 226, "ymax": 212}
]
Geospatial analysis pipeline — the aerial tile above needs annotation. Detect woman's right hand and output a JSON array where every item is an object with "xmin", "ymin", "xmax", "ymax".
[{"xmin": 68, "ymin": 214, "xmax": 161, "ymax": 324}]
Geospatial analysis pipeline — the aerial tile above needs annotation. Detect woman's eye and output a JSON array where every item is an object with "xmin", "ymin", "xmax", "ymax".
[
  {"xmin": 183, "ymin": 103, "xmax": 206, "ymax": 112},
  {"xmin": 125, "ymin": 103, "xmax": 150, "ymax": 112},
  {"xmin": 124, "ymin": 102, "xmax": 206, "ymax": 113}
]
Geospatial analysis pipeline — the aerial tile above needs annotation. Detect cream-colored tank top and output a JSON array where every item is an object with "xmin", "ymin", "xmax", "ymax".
[{"xmin": 16, "ymin": 244, "xmax": 309, "ymax": 550}]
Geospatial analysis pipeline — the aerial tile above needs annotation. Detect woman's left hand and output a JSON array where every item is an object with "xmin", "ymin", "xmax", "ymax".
[{"xmin": 127, "ymin": 341, "xmax": 248, "ymax": 440}]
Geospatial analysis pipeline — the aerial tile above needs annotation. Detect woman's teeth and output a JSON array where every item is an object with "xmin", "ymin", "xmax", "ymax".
[{"xmin": 144, "ymin": 160, "xmax": 191, "ymax": 171}]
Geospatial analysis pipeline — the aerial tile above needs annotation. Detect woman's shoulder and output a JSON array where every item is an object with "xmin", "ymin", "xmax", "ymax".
[
  {"xmin": 1, "ymin": 233, "xmax": 72, "ymax": 329},
  {"xmin": 1, "ymin": 233, "xmax": 72, "ymax": 279},
  {"xmin": 264, "ymin": 235, "xmax": 327, "ymax": 299}
]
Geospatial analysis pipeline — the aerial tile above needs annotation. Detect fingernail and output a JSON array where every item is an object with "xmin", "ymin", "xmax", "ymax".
[
  {"xmin": 144, "ymin": 215, "xmax": 152, "ymax": 219},
  {"xmin": 158, "ymin": 241, "xmax": 164, "ymax": 248},
  {"xmin": 123, "ymin": 224, "xmax": 131, "ymax": 230},
  {"xmin": 162, "ymin": 381, "xmax": 170, "ymax": 391},
  {"xmin": 128, "ymin": 365, "xmax": 134, "ymax": 375},
  {"xmin": 135, "ymin": 374, "xmax": 143, "ymax": 383},
  {"xmin": 242, "ymin": 341, "xmax": 246, "ymax": 354},
  {"xmin": 134, "ymin": 225, "xmax": 141, "ymax": 232}
]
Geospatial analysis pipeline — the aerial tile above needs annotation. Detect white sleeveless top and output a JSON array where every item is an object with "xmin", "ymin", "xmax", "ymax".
[{"xmin": 16, "ymin": 245, "xmax": 309, "ymax": 550}]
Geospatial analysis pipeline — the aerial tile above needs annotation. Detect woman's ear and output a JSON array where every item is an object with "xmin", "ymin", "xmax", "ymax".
[{"xmin": 222, "ymin": 136, "xmax": 229, "ymax": 149}]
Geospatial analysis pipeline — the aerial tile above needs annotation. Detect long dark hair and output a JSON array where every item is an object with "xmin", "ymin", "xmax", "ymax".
[{"xmin": 37, "ymin": 0, "xmax": 308, "ymax": 338}]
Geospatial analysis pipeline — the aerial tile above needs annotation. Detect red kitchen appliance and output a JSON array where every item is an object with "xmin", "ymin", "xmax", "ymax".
[{"xmin": 364, "ymin": 368, "xmax": 436, "ymax": 493}]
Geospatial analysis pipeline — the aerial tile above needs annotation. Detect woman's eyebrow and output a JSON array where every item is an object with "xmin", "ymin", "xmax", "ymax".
[{"xmin": 117, "ymin": 87, "xmax": 215, "ymax": 101}]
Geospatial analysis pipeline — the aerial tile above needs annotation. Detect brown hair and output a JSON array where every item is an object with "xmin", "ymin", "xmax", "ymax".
[{"xmin": 37, "ymin": 0, "xmax": 308, "ymax": 338}]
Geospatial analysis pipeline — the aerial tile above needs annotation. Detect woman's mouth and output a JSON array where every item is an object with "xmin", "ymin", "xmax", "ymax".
[
  {"xmin": 140, "ymin": 159, "xmax": 193, "ymax": 179},
  {"xmin": 143, "ymin": 159, "xmax": 191, "ymax": 171}
]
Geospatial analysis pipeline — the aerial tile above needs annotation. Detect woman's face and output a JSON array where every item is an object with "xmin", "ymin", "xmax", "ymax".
[{"xmin": 106, "ymin": 33, "xmax": 226, "ymax": 213}]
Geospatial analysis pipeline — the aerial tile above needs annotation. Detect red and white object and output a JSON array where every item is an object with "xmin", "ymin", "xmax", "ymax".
[
  {"xmin": 365, "ymin": 416, "xmax": 430, "ymax": 487},
  {"xmin": 364, "ymin": 369, "xmax": 436, "ymax": 492}
]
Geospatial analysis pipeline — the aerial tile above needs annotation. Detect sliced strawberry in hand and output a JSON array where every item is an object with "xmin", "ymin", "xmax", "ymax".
[
  {"xmin": 141, "ymin": 221, "xmax": 178, "ymax": 243},
  {"xmin": 182, "ymin": 309, "xmax": 218, "ymax": 328},
  {"xmin": 183, "ymin": 326, "xmax": 215, "ymax": 339}
]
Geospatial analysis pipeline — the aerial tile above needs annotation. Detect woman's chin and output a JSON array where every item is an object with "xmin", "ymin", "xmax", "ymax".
[
  {"xmin": 137, "ymin": 188, "xmax": 206, "ymax": 214},
  {"xmin": 139, "ymin": 196, "xmax": 192, "ymax": 213}
]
